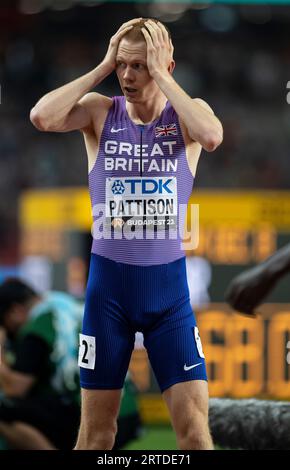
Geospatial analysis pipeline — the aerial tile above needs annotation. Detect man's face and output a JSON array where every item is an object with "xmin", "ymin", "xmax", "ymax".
[
  {"xmin": 116, "ymin": 38, "xmax": 159, "ymax": 103},
  {"xmin": 3, "ymin": 304, "xmax": 28, "ymax": 336}
]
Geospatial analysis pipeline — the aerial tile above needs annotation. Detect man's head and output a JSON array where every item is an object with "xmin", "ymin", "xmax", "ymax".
[
  {"xmin": 0, "ymin": 279, "xmax": 39, "ymax": 335},
  {"xmin": 123, "ymin": 18, "xmax": 172, "ymax": 44},
  {"xmin": 116, "ymin": 18, "xmax": 175, "ymax": 103}
]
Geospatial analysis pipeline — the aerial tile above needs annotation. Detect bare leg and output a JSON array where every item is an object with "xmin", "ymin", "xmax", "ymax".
[
  {"xmin": 0, "ymin": 421, "xmax": 56, "ymax": 450},
  {"xmin": 74, "ymin": 388, "xmax": 122, "ymax": 450},
  {"xmin": 163, "ymin": 380, "xmax": 214, "ymax": 450}
]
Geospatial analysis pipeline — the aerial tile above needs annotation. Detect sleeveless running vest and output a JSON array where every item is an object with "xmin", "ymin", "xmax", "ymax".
[{"xmin": 89, "ymin": 96, "xmax": 194, "ymax": 266}]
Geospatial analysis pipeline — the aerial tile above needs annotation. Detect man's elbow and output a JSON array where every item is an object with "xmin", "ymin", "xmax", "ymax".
[
  {"xmin": 203, "ymin": 129, "xmax": 223, "ymax": 152},
  {"xmin": 2, "ymin": 383, "xmax": 23, "ymax": 397},
  {"xmin": 30, "ymin": 107, "xmax": 50, "ymax": 132},
  {"xmin": 2, "ymin": 381, "xmax": 30, "ymax": 398}
]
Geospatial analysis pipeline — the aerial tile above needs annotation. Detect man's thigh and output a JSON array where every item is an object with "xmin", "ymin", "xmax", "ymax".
[
  {"xmin": 163, "ymin": 380, "xmax": 210, "ymax": 430},
  {"xmin": 80, "ymin": 254, "xmax": 135, "ymax": 389},
  {"xmin": 79, "ymin": 388, "xmax": 122, "ymax": 429},
  {"xmin": 144, "ymin": 303, "xmax": 207, "ymax": 393}
]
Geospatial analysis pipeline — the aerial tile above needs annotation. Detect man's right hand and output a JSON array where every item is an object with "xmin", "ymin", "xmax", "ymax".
[
  {"xmin": 224, "ymin": 263, "xmax": 276, "ymax": 316},
  {"xmin": 30, "ymin": 18, "xmax": 142, "ymax": 134},
  {"xmin": 103, "ymin": 18, "xmax": 142, "ymax": 71}
]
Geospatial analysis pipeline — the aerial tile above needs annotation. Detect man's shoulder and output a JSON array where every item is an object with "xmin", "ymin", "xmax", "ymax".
[
  {"xmin": 79, "ymin": 92, "xmax": 113, "ymax": 113},
  {"xmin": 80, "ymin": 93, "xmax": 115, "ymax": 135}
]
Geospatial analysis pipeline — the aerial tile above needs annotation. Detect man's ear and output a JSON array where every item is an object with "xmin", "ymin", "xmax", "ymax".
[{"xmin": 168, "ymin": 60, "xmax": 175, "ymax": 75}]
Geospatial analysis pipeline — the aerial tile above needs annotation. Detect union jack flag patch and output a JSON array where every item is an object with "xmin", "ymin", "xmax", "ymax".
[{"xmin": 155, "ymin": 123, "xmax": 178, "ymax": 137}]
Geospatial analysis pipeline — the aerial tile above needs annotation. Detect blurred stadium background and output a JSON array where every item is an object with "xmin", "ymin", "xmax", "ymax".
[{"xmin": 1, "ymin": 0, "xmax": 290, "ymax": 449}]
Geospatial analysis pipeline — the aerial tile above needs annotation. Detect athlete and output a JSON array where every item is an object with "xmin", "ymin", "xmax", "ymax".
[
  {"xmin": 0, "ymin": 279, "xmax": 81, "ymax": 449},
  {"xmin": 0, "ymin": 279, "xmax": 142, "ymax": 450},
  {"xmin": 225, "ymin": 243, "xmax": 290, "ymax": 316},
  {"xmin": 30, "ymin": 18, "xmax": 223, "ymax": 450}
]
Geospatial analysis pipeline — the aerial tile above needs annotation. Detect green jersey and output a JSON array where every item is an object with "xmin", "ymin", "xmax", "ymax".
[
  {"xmin": 9, "ymin": 291, "xmax": 139, "ymax": 417},
  {"xmin": 16, "ymin": 291, "xmax": 82, "ymax": 404}
]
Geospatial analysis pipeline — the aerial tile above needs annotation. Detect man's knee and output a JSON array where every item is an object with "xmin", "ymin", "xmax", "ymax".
[
  {"xmin": 76, "ymin": 419, "xmax": 118, "ymax": 450},
  {"xmin": 76, "ymin": 389, "xmax": 122, "ymax": 450},
  {"xmin": 177, "ymin": 412, "xmax": 212, "ymax": 450},
  {"xmin": 92, "ymin": 426, "xmax": 117, "ymax": 450},
  {"xmin": 163, "ymin": 381, "xmax": 212, "ymax": 450},
  {"xmin": 180, "ymin": 430, "xmax": 212, "ymax": 450}
]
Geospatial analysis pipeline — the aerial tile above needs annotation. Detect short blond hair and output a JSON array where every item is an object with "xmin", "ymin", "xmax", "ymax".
[{"xmin": 124, "ymin": 18, "xmax": 172, "ymax": 43}]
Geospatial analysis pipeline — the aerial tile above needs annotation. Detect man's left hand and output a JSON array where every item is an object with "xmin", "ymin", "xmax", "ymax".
[{"xmin": 141, "ymin": 20, "xmax": 173, "ymax": 79}]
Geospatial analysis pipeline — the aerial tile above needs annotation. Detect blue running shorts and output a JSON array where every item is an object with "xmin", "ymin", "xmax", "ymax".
[{"xmin": 79, "ymin": 254, "xmax": 207, "ymax": 393}]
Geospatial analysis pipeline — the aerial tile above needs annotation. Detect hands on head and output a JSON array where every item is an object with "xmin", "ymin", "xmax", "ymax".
[
  {"xmin": 103, "ymin": 18, "xmax": 143, "ymax": 71},
  {"xmin": 141, "ymin": 19, "xmax": 174, "ymax": 77},
  {"xmin": 103, "ymin": 18, "xmax": 174, "ymax": 77}
]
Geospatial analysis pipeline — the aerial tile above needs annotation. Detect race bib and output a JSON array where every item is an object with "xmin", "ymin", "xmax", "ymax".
[
  {"xmin": 194, "ymin": 327, "xmax": 205, "ymax": 358},
  {"xmin": 78, "ymin": 334, "xmax": 96, "ymax": 369},
  {"xmin": 105, "ymin": 176, "xmax": 178, "ymax": 231}
]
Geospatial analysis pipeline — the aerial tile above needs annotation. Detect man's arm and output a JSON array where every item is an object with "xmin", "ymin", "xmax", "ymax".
[
  {"xmin": 0, "ymin": 334, "xmax": 50, "ymax": 398},
  {"xmin": 0, "ymin": 364, "xmax": 36, "ymax": 397},
  {"xmin": 142, "ymin": 20, "xmax": 223, "ymax": 152},
  {"xmin": 30, "ymin": 18, "xmax": 141, "ymax": 133},
  {"xmin": 30, "ymin": 70, "xmax": 112, "ymax": 133},
  {"xmin": 225, "ymin": 243, "xmax": 290, "ymax": 316}
]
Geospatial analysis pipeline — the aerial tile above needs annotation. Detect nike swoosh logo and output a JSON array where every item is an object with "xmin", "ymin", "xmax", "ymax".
[
  {"xmin": 111, "ymin": 127, "xmax": 127, "ymax": 133},
  {"xmin": 184, "ymin": 362, "xmax": 202, "ymax": 371}
]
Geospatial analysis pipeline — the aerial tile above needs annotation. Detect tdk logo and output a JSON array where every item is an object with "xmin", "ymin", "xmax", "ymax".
[
  {"xmin": 122, "ymin": 178, "xmax": 173, "ymax": 194},
  {"xmin": 111, "ymin": 180, "xmax": 125, "ymax": 195}
]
